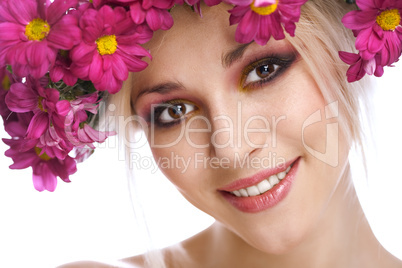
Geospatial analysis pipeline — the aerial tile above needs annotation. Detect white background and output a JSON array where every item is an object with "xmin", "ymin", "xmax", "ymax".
[{"xmin": 1, "ymin": 65, "xmax": 402, "ymax": 267}]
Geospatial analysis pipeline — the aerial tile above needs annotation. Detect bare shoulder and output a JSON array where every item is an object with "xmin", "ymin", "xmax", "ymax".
[
  {"xmin": 58, "ymin": 226, "xmax": 214, "ymax": 268},
  {"xmin": 57, "ymin": 256, "xmax": 145, "ymax": 268}
]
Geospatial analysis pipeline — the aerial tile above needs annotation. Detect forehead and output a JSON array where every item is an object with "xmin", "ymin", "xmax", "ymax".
[
  {"xmin": 131, "ymin": 3, "xmax": 238, "ymax": 90},
  {"xmin": 145, "ymin": 3, "xmax": 236, "ymax": 52}
]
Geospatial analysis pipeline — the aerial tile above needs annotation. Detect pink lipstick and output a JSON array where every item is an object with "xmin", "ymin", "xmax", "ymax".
[{"xmin": 218, "ymin": 157, "xmax": 301, "ymax": 213}]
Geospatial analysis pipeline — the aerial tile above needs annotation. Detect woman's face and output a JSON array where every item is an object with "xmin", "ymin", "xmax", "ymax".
[{"xmin": 131, "ymin": 4, "xmax": 349, "ymax": 254}]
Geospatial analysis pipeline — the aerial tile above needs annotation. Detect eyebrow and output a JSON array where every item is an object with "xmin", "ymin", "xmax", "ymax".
[
  {"xmin": 135, "ymin": 82, "xmax": 183, "ymax": 101},
  {"xmin": 222, "ymin": 42, "xmax": 253, "ymax": 68}
]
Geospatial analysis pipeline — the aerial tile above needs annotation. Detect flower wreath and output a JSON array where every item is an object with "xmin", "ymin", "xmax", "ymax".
[{"xmin": 0, "ymin": 0, "xmax": 400, "ymax": 192}]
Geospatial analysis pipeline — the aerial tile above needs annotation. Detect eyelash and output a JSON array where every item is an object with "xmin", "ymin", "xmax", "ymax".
[
  {"xmin": 149, "ymin": 99, "xmax": 198, "ymax": 128},
  {"xmin": 241, "ymin": 54, "xmax": 296, "ymax": 90}
]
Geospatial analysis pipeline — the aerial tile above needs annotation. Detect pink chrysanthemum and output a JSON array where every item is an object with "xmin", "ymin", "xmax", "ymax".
[
  {"xmin": 3, "ymin": 113, "xmax": 77, "ymax": 192},
  {"xmin": 72, "ymin": 147, "xmax": 95, "ymax": 163},
  {"xmin": 342, "ymin": 0, "xmax": 402, "ymax": 65},
  {"xmin": 339, "ymin": 51, "xmax": 384, "ymax": 83},
  {"xmin": 111, "ymin": 0, "xmax": 176, "ymax": 31},
  {"xmin": 3, "ymin": 76, "xmax": 74, "ymax": 160},
  {"xmin": 176, "ymin": 0, "xmax": 222, "ymax": 16},
  {"xmin": 5, "ymin": 77, "xmax": 65, "ymax": 140},
  {"xmin": 0, "ymin": 0, "xmax": 82, "ymax": 78},
  {"xmin": 49, "ymin": 50, "xmax": 78, "ymax": 86},
  {"xmin": 57, "ymin": 92, "xmax": 115, "ymax": 148},
  {"xmin": 70, "ymin": 5, "xmax": 152, "ymax": 94},
  {"xmin": 227, "ymin": 0, "xmax": 308, "ymax": 45}
]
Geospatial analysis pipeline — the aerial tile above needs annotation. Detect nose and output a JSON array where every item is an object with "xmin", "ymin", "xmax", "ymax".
[{"xmin": 207, "ymin": 97, "xmax": 270, "ymax": 167}]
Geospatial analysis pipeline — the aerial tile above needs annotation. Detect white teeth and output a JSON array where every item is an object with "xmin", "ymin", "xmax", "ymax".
[
  {"xmin": 268, "ymin": 175, "xmax": 279, "ymax": 186},
  {"xmin": 277, "ymin": 171, "xmax": 286, "ymax": 180},
  {"xmin": 246, "ymin": 186, "xmax": 260, "ymax": 197},
  {"xmin": 257, "ymin": 179, "xmax": 272, "ymax": 193},
  {"xmin": 233, "ymin": 190, "xmax": 241, "ymax": 197},
  {"xmin": 239, "ymin": 189, "xmax": 249, "ymax": 197},
  {"xmin": 230, "ymin": 164, "xmax": 293, "ymax": 197}
]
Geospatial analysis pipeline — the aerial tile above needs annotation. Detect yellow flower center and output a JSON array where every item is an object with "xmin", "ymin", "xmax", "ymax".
[
  {"xmin": 376, "ymin": 9, "xmax": 401, "ymax": 31},
  {"xmin": 35, "ymin": 147, "xmax": 51, "ymax": 161},
  {"xmin": 96, "ymin": 35, "xmax": 118, "ymax": 55},
  {"xmin": 25, "ymin": 18, "xmax": 50, "ymax": 41},
  {"xmin": 2, "ymin": 75, "xmax": 10, "ymax": 91},
  {"xmin": 250, "ymin": 0, "xmax": 279, "ymax": 16},
  {"xmin": 38, "ymin": 96, "xmax": 47, "ymax": 112}
]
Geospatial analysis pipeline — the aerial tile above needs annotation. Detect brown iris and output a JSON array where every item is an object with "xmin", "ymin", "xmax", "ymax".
[
  {"xmin": 167, "ymin": 103, "xmax": 186, "ymax": 119},
  {"xmin": 256, "ymin": 64, "xmax": 276, "ymax": 79}
]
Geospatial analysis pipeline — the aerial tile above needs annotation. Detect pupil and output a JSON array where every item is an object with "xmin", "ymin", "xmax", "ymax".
[
  {"xmin": 168, "ymin": 104, "xmax": 186, "ymax": 119},
  {"xmin": 257, "ymin": 64, "xmax": 274, "ymax": 78}
]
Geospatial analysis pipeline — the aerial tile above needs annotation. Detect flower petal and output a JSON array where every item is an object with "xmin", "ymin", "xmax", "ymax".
[
  {"xmin": 33, "ymin": 163, "xmax": 57, "ymax": 192},
  {"xmin": 339, "ymin": 51, "xmax": 360, "ymax": 65},
  {"xmin": 47, "ymin": 0, "xmax": 78, "ymax": 25},
  {"xmin": 5, "ymin": 82, "xmax": 38, "ymax": 112},
  {"xmin": 47, "ymin": 15, "xmax": 81, "ymax": 50},
  {"xmin": 26, "ymin": 112, "xmax": 49, "ymax": 139},
  {"xmin": 88, "ymin": 53, "xmax": 103, "ymax": 83},
  {"xmin": 342, "ymin": 10, "xmax": 377, "ymax": 30},
  {"xmin": 130, "ymin": 2, "xmax": 146, "ymax": 24},
  {"xmin": 7, "ymin": 0, "xmax": 37, "ymax": 25},
  {"xmin": 111, "ymin": 55, "xmax": 128, "ymax": 81},
  {"xmin": 235, "ymin": 11, "xmax": 259, "ymax": 43}
]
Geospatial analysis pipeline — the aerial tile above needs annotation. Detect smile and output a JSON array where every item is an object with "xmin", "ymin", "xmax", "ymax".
[
  {"xmin": 230, "ymin": 165, "xmax": 292, "ymax": 197},
  {"xmin": 219, "ymin": 157, "xmax": 300, "ymax": 213}
]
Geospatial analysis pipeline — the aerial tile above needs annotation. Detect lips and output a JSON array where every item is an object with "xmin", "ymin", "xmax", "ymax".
[{"xmin": 218, "ymin": 157, "xmax": 301, "ymax": 213}]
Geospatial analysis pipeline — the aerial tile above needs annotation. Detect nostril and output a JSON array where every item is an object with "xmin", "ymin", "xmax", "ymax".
[{"xmin": 248, "ymin": 147, "xmax": 261, "ymax": 158}]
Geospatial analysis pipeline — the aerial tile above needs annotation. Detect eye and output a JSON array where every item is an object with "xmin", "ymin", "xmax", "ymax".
[
  {"xmin": 245, "ymin": 63, "xmax": 279, "ymax": 85},
  {"xmin": 241, "ymin": 55, "xmax": 296, "ymax": 89},
  {"xmin": 153, "ymin": 101, "xmax": 197, "ymax": 126}
]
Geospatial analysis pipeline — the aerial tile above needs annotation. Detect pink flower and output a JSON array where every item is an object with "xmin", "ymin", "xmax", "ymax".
[
  {"xmin": 72, "ymin": 147, "xmax": 94, "ymax": 163},
  {"xmin": 176, "ymin": 0, "xmax": 222, "ymax": 16},
  {"xmin": 88, "ymin": 0, "xmax": 176, "ymax": 30},
  {"xmin": 49, "ymin": 50, "xmax": 78, "ymax": 86},
  {"xmin": 60, "ymin": 93, "xmax": 100, "ymax": 132},
  {"xmin": 70, "ymin": 5, "xmax": 152, "ymax": 94},
  {"xmin": 75, "ymin": 124, "xmax": 114, "ymax": 148},
  {"xmin": 2, "ymin": 112, "xmax": 77, "ymax": 192},
  {"xmin": 5, "ymin": 77, "xmax": 64, "ymax": 140},
  {"xmin": 110, "ymin": 0, "xmax": 176, "ymax": 31},
  {"xmin": 36, "ymin": 123, "xmax": 74, "ymax": 160},
  {"xmin": 3, "ymin": 112, "xmax": 37, "ymax": 151},
  {"xmin": 339, "ymin": 51, "xmax": 384, "ymax": 82},
  {"xmin": 226, "ymin": 0, "xmax": 308, "ymax": 45},
  {"xmin": 0, "ymin": 0, "xmax": 82, "ymax": 78},
  {"xmin": 342, "ymin": 0, "xmax": 402, "ymax": 65},
  {"xmin": 4, "ymin": 77, "xmax": 74, "ymax": 159},
  {"xmin": 3, "ymin": 75, "xmax": 75, "ymax": 160},
  {"xmin": 2, "ymin": 111, "xmax": 37, "ymax": 160},
  {"xmin": 58, "ymin": 92, "xmax": 115, "ymax": 148}
]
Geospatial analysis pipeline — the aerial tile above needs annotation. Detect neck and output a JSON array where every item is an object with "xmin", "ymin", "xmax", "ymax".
[{"xmin": 205, "ymin": 165, "xmax": 397, "ymax": 268}]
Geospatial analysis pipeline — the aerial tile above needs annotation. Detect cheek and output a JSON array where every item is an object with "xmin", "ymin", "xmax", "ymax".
[
  {"xmin": 149, "ymin": 143, "xmax": 219, "ymax": 215},
  {"xmin": 148, "ymin": 134, "xmax": 207, "ymax": 192}
]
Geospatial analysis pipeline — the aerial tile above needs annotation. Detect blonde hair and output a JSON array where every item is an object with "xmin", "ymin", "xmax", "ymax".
[
  {"xmin": 107, "ymin": 1, "xmax": 373, "ymax": 266},
  {"xmin": 288, "ymin": 0, "xmax": 373, "ymax": 156}
]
